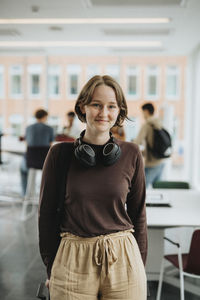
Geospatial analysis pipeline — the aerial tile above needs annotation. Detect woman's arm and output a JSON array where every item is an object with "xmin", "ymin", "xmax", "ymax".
[
  {"xmin": 126, "ymin": 149, "xmax": 147, "ymax": 265},
  {"xmin": 38, "ymin": 144, "xmax": 61, "ymax": 279}
]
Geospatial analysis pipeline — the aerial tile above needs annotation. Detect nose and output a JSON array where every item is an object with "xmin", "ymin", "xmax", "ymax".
[{"xmin": 99, "ymin": 105, "xmax": 108, "ymax": 116}]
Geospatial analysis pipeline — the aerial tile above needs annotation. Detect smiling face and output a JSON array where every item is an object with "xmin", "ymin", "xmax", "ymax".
[{"xmin": 81, "ymin": 84, "xmax": 120, "ymax": 136}]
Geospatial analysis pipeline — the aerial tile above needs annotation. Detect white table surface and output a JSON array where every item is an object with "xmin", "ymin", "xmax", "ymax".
[
  {"xmin": 146, "ymin": 189, "xmax": 200, "ymax": 228},
  {"xmin": 1, "ymin": 136, "xmax": 26, "ymax": 154}
]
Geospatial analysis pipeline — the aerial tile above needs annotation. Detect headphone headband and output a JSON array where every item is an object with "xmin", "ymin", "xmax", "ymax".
[{"xmin": 74, "ymin": 130, "xmax": 121, "ymax": 167}]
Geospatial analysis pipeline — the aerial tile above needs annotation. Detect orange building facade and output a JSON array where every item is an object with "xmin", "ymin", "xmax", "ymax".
[{"xmin": 0, "ymin": 54, "xmax": 186, "ymax": 167}]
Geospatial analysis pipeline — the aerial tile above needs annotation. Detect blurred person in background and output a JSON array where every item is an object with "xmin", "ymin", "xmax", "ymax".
[
  {"xmin": 20, "ymin": 109, "xmax": 54, "ymax": 196},
  {"xmin": 63, "ymin": 111, "xmax": 81, "ymax": 139},
  {"xmin": 55, "ymin": 111, "xmax": 81, "ymax": 142},
  {"xmin": 134, "ymin": 102, "xmax": 165, "ymax": 188},
  {"xmin": 111, "ymin": 125, "xmax": 126, "ymax": 141}
]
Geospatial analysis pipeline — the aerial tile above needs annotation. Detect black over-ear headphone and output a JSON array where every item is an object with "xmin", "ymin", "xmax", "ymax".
[{"xmin": 74, "ymin": 130, "xmax": 121, "ymax": 167}]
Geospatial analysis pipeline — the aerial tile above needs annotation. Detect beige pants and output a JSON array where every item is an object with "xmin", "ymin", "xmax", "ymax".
[{"xmin": 49, "ymin": 229, "xmax": 147, "ymax": 300}]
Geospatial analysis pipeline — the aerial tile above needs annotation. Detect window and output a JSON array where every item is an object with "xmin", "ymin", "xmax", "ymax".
[
  {"xmin": 10, "ymin": 65, "xmax": 23, "ymax": 98},
  {"xmin": 166, "ymin": 66, "xmax": 180, "ymax": 100},
  {"xmin": 105, "ymin": 65, "xmax": 120, "ymax": 82},
  {"xmin": 146, "ymin": 65, "xmax": 159, "ymax": 100},
  {"xmin": 48, "ymin": 65, "xmax": 60, "ymax": 98},
  {"xmin": 32, "ymin": 75, "xmax": 40, "ymax": 94},
  {"xmin": 126, "ymin": 66, "xmax": 140, "ymax": 99},
  {"xmin": 0, "ymin": 65, "xmax": 4, "ymax": 99},
  {"xmin": 28, "ymin": 65, "xmax": 42, "ymax": 98},
  {"xmin": 67, "ymin": 65, "xmax": 81, "ymax": 97},
  {"xmin": 86, "ymin": 65, "xmax": 100, "ymax": 80}
]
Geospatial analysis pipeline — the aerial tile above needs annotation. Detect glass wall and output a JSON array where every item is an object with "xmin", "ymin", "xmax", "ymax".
[{"xmin": 0, "ymin": 56, "xmax": 188, "ymax": 183}]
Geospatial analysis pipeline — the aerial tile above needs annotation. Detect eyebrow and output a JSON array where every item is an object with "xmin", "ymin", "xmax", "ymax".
[{"xmin": 91, "ymin": 99, "xmax": 117, "ymax": 104}]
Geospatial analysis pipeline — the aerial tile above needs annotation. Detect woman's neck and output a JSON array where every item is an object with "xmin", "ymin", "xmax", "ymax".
[{"xmin": 83, "ymin": 130, "xmax": 110, "ymax": 145}]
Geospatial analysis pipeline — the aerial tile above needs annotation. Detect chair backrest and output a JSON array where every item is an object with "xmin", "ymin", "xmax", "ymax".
[
  {"xmin": 55, "ymin": 134, "xmax": 75, "ymax": 142},
  {"xmin": 185, "ymin": 230, "xmax": 200, "ymax": 275},
  {"xmin": 26, "ymin": 146, "xmax": 50, "ymax": 169},
  {"xmin": 152, "ymin": 181, "xmax": 190, "ymax": 189}
]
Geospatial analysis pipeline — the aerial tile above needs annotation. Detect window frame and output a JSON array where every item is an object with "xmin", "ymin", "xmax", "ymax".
[
  {"xmin": 48, "ymin": 65, "xmax": 61, "ymax": 99},
  {"xmin": 126, "ymin": 65, "xmax": 140, "ymax": 100},
  {"xmin": 165, "ymin": 65, "xmax": 180, "ymax": 100},
  {"xmin": 145, "ymin": 65, "xmax": 160, "ymax": 100},
  {"xmin": 66, "ymin": 65, "xmax": 81, "ymax": 99},
  {"xmin": 10, "ymin": 65, "xmax": 23, "ymax": 99},
  {"xmin": 28, "ymin": 65, "xmax": 42, "ymax": 99}
]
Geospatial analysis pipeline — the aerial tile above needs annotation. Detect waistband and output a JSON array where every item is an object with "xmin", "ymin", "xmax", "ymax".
[
  {"xmin": 60, "ymin": 229, "xmax": 134, "ymax": 241},
  {"xmin": 60, "ymin": 229, "xmax": 134, "ymax": 275}
]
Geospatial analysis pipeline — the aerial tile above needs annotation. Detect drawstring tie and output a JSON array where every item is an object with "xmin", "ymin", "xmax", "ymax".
[
  {"xmin": 60, "ymin": 229, "xmax": 134, "ymax": 275},
  {"xmin": 94, "ymin": 236, "xmax": 118, "ymax": 274}
]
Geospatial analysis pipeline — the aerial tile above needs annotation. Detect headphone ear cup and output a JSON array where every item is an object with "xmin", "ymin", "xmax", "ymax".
[
  {"xmin": 75, "ymin": 144, "xmax": 96, "ymax": 167},
  {"xmin": 102, "ymin": 142, "xmax": 121, "ymax": 166}
]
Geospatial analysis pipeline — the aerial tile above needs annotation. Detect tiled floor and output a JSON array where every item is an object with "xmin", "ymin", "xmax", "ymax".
[{"xmin": 0, "ymin": 153, "xmax": 199, "ymax": 300}]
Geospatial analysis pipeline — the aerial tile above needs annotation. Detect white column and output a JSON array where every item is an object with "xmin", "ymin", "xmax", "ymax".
[{"xmin": 186, "ymin": 47, "xmax": 200, "ymax": 188}]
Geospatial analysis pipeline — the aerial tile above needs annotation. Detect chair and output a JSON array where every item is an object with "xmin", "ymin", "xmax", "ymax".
[
  {"xmin": 21, "ymin": 146, "xmax": 49, "ymax": 221},
  {"xmin": 153, "ymin": 181, "xmax": 190, "ymax": 189},
  {"xmin": 55, "ymin": 134, "xmax": 75, "ymax": 142},
  {"xmin": 156, "ymin": 230, "xmax": 200, "ymax": 300}
]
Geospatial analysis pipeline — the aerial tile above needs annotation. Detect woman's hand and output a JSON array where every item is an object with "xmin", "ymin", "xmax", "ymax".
[{"xmin": 45, "ymin": 279, "xmax": 50, "ymax": 289}]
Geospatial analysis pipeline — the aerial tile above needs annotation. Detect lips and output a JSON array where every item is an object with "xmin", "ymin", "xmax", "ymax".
[{"xmin": 95, "ymin": 119, "xmax": 108, "ymax": 122}]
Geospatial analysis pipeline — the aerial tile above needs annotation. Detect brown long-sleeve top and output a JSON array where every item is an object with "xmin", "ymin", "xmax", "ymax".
[{"xmin": 39, "ymin": 139, "xmax": 147, "ymax": 278}]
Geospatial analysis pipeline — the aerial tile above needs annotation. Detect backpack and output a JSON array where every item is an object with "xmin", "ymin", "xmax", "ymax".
[{"xmin": 148, "ymin": 125, "xmax": 172, "ymax": 159}]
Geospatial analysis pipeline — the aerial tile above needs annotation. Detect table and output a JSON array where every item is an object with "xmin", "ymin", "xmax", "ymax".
[
  {"xmin": 146, "ymin": 189, "xmax": 200, "ymax": 280},
  {"xmin": 1, "ymin": 136, "xmax": 26, "ymax": 156}
]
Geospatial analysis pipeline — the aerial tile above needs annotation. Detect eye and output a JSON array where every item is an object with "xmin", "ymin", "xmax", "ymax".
[
  {"xmin": 91, "ymin": 103, "xmax": 101, "ymax": 108},
  {"xmin": 109, "ymin": 105, "xmax": 117, "ymax": 109}
]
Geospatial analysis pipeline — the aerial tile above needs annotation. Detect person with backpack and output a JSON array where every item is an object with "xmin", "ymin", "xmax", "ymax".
[
  {"xmin": 134, "ymin": 103, "xmax": 171, "ymax": 188},
  {"xmin": 38, "ymin": 75, "xmax": 147, "ymax": 300}
]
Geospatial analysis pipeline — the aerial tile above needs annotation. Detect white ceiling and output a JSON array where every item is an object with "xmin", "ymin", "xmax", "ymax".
[{"xmin": 0, "ymin": 0, "xmax": 200, "ymax": 56}]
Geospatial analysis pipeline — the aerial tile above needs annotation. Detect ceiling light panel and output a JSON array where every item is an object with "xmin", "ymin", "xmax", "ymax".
[
  {"xmin": 0, "ymin": 41, "xmax": 162, "ymax": 48},
  {"xmin": 111, "ymin": 47, "xmax": 164, "ymax": 53},
  {"xmin": 90, "ymin": 0, "xmax": 186, "ymax": 6},
  {"xmin": 103, "ymin": 28, "xmax": 171, "ymax": 36},
  {"xmin": 0, "ymin": 18, "xmax": 170, "ymax": 25}
]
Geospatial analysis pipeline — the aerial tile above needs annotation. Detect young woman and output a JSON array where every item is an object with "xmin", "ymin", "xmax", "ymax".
[{"xmin": 39, "ymin": 75, "xmax": 147, "ymax": 300}]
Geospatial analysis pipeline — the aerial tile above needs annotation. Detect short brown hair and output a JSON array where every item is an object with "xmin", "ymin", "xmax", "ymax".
[
  {"xmin": 141, "ymin": 103, "xmax": 154, "ymax": 115},
  {"xmin": 35, "ymin": 109, "xmax": 48, "ymax": 120},
  {"xmin": 75, "ymin": 75, "xmax": 128, "ymax": 127}
]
